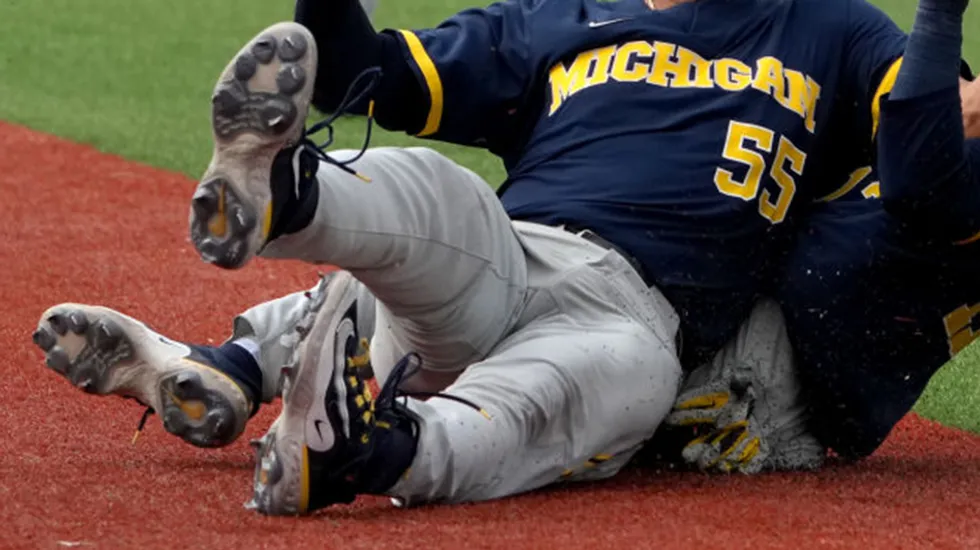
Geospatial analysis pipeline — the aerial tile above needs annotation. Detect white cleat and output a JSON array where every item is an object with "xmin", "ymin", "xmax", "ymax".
[
  {"xmin": 189, "ymin": 22, "xmax": 319, "ymax": 270},
  {"xmin": 32, "ymin": 304, "xmax": 251, "ymax": 448}
]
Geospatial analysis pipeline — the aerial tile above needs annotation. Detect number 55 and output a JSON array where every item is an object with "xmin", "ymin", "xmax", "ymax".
[{"xmin": 713, "ymin": 120, "xmax": 806, "ymax": 224}]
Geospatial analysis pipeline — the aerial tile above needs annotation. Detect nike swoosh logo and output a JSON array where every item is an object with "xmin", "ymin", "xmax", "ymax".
[
  {"xmin": 314, "ymin": 419, "xmax": 326, "ymax": 440},
  {"xmin": 588, "ymin": 17, "xmax": 633, "ymax": 28}
]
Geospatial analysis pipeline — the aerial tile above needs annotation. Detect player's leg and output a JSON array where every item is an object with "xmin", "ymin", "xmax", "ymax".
[
  {"xmin": 189, "ymin": 24, "xmax": 528, "ymax": 388},
  {"xmin": 29, "ymin": 274, "xmax": 376, "ymax": 448},
  {"xmin": 658, "ymin": 199, "xmax": 980, "ymax": 467},
  {"xmin": 29, "ymin": 20, "xmax": 516, "ymax": 450},
  {"xmin": 778, "ymin": 202, "xmax": 980, "ymax": 459},
  {"xmin": 229, "ymin": 274, "xmax": 377, "ymax": 400},
  {"xmin": 247, "ymin": 236, "xmax": 682, "ymax": 514},
  {"xmin": 253, "ymin": 143, "xmax": 527, "ymax": 385}
]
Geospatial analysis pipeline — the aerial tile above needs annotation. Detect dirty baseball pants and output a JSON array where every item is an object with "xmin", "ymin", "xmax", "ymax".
[{"xmin": 229, "ymin": 146, "xmax": 683, "ymax": 505}]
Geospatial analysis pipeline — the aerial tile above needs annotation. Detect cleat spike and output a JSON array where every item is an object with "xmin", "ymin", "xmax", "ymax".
[
  {"xmin": 234, "ymin": 53, "xmax": 258, "ymax": 81},
  {"xmin": 276, "ymin": 65, "xmax": 306, "ymax": 95},
  {"xmin": 68, "ymin": 311, "xmax": 89, "ymax": 334},
  {"xmin": 45, "ymin": 347, "xmax": 71, "ymax": 373},
  {"xmin": 251, "ymin": 36, "xmax": 277, "ymax": 63},
  {"xmin": 93, "ymin": 320, "xmax": 121, "ymax": 351},
  {"xmin": 278, "ymin": 32, "xmax": 308, "ymax": 62},
  {"xmin": 48, "ymin": 314, "xmax": 68, "ymax": 335},
  {"xmin": 32, "ymin": 328, "xmax": 56, "ymax": 352}
]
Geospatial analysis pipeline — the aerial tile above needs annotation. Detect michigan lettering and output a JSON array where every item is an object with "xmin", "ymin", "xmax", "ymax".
[{"xmin": 548, "ymin": 41, "xmax": 823, "ymax": 133}]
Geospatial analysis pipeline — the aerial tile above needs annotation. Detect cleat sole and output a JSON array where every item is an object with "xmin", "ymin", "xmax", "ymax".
[
  {"xmin": 157, "ymin": 370, "xmax": 241, "ymax": 448},
  {"xmin": 32, "ymin": 304, "xmax": 250, "ymax": 448},
  {"xmin": 190, "ymin": 22, "xmax": 318, "ymax": 270}
]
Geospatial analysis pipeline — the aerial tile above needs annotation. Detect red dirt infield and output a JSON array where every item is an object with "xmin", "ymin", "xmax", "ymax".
[{"xmin": 1, "ymin": 121, "xmax": 978, "ymax": 549}]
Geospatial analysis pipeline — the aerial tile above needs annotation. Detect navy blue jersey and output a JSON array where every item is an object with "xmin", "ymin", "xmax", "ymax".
[
  {"xmin": 390, "ymin": 0, "xmax": 906, "ymax": 364},
  {"xmin": 877, "ymin": 86, "xmax": 980, "ymax": 242},
  {"xmin": 777, "ymin": 182, "xmax": 980, "ymax": 458},
  {"xmin": 772, "ymin": 60, "xmax": 977, "ymax": 457}
]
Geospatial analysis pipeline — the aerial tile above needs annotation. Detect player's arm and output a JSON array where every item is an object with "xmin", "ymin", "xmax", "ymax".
[
  {"xmin": 873, "ymin": 0, "xmax": 980, "ymax": 243},
  {"xmin": 294, "ymin": 0, "xmax": 533, "ymax": 150}
]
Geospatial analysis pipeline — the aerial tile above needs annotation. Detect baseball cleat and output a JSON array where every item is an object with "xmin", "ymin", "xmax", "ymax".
[
  {"xmin": 190, "ymin": 22, "xmax": 318, "ymax": 269},
  {"xmin": 245, "ymin": 271, "xmax": 419, "ymax": 515},
  {"xmin": 32, "ymin": 304, "xmax": 252, "ymax": 448}
]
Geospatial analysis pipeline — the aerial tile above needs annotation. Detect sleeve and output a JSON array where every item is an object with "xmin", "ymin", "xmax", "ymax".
[
  {"xmin": 841, "ymin": 0, "xmax": 980, "ymax": 243},
  {"xmin": 295, "ymin": 0, "xmax": 429, "ymax": 131},
  {"xmin": 876, "ymin": 87, "xmax": 980, "ymax": 243},
  {"xmin": 839, "ymin": 0, "xmax": 908, "ymax": 140},
  {"xmin": 386, "ymin": 1, "xmax": 534, "ymax": 147}
]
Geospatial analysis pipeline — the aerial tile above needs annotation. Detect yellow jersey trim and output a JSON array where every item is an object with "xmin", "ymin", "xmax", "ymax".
[
  {"xmin": 817, "ymin": 166, "xmax": 873, "ymax": 202},
  {"xmin": 954, "ymin": 229, "xmax": 980, "ymax": 246},
  {"xmin": 398, "ymin": 30, "xmax": 444, "ymax": 137},
  {"xmin": 871, "ymin": 57, "xmax": 903, "ymax": 139}
]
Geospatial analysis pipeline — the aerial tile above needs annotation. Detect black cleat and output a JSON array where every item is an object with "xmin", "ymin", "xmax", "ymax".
[{"xmin": 244, "ymin": 271, "xmax": 419, "ymax": 515}]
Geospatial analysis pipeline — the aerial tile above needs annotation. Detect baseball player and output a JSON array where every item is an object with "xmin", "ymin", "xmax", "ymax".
[
  {"xmin": 31, "ymin": 0, "xmax": 916, "ymax": 513},
  {"xmin": 655, "ymin": 0, "xmax": 980, "ymax": 471},
  {"xmin": 813, "ymin": 0, "xmax": 980, "ymax": 458},
  {"xmin": 663, "ymin": 157, "xmax": 980, "ymax": 472},
  {"xmin": 779, "ymin": 31, "xmax": 980, "ymax": 457}
]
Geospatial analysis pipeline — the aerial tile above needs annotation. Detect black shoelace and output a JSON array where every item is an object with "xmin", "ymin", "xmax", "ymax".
[
  {"xmin": 302, "ymin": 66, "xmax": 384, "ymax": 183},
  {"xmin": 132, "ymin": 401, "xmax": 155, "ymax": 444},
  {"xmin": 382, "ymin": 353, "xmax": 491, "ymax": 421}
]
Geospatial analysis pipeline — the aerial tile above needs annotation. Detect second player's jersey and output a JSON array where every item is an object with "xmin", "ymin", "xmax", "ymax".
[
  {"xmin": 774, "ymin": 167, "xmax": 980, "ymax": 457},
  {"xmin": 391, "ymin": 0, "xmax": 906, "ymax": 363}
]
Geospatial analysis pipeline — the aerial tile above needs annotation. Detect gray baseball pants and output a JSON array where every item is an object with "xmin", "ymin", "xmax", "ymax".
[{"xmin": 230, "ymin": 146, "xmax": 683, "ymax": 505}]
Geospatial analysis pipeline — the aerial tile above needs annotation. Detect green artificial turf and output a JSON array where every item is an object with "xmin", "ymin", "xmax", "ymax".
[
  {"xmin": 0, "ymin": 0, "xmax": 506, "ymax": 183},
  {"xmin": 0, "ymin": 0, "xmax": 977, "ymax": 432}
]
